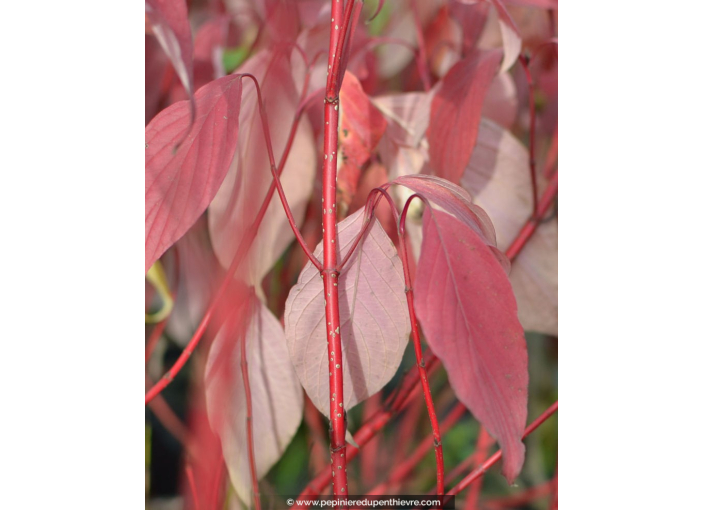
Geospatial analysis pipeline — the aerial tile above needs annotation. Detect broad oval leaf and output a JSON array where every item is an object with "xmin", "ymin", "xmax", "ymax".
[
  {"xmin": 414, "ymin": 208, "xmax": 528, "ymax": 483},
  {"xmin": 284, "ymin": 208, "xmax": 410, "ymax": 417},
  {"xmin": 427, "ymin": 49, "xmax": 502, "ymax": 184},
  {"xmin": 205, "ymin": 295, "xmax": 303, "ymax": 505},
  {"xmin": 145, "ymin": 73, "xmax": 243, "ymax": 273},
  {"xmin": 461, "ymin": 119, "xmax": 557, "ymax": 335}
]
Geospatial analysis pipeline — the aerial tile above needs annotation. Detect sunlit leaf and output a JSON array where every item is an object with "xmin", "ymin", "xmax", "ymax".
[
  {"xmin": 206, "ymin": 295, "xmax": 303, "ymax": 505},
  {"xmin": 427, "ymin": 50, "xmax": 502, "ymax": 184},
  {"xmin": 284, "ymin": 209, "xmax": 410, "ymax": 417},
  {"xmin": 414, "ymin": 208, "xmax": 528, "ymax": 483}
]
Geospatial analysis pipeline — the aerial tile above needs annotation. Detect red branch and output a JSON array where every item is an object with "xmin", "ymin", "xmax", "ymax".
[
  {"xmin": 463, "ymin": 426, "xmax": 493, "ymax": 510},
  {"xmin": 398, "ymin": 193, "xmax": 445, "ymax": 494},
  {"xmin": 297, "ymin": 355, "xmax": 439, "ymax": 499},
  {"xmin": 320, "ymin": 0, "xmax": 360, "ymax": 497},
  {"xmin": 368, "ymin": 403, "xmax": 465, "ymax": 495},
  {"xmin": 447, "ymin": 401, "xmax": 558, "ymax": 496},
  {"xmin": 518, "ymin": 54, "xmax": 538, "ymax": 217},
  {"xmin": 505, "ymin": 170, "xmax": 558, "ymax": 262}
]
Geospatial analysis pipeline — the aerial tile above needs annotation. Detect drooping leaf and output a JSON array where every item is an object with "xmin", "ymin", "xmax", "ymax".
[
  {"xmin": 393, "ymin": 174, "xmax": 499, "ymax": 250},
  {"xmin": 337, "ymin": 72, "xmax": 387, "ymax": 210},
  {"xmin": 145, "ymin": 73, "xmax": 244, "ymax": 273},
  {"xmin": 284, "ymin": 208, "xmax": 410, "ymax": 417},
  {"xmin": 427, "ymin": 50, "xmax": 502, "ymax": 184},
  {"xmin": 205, "ymin": 295, "xmax": 303, "ymax": 505},
  {"xmin": 145, "ymin": 0, "xmax": 195, "ymax": 110},
  {"xmin": 208, "ymin": 49, "xmax": 316, "ymax": 286},
  {"xmin": 414, "ymin": 208, "xmax": 528, "ymax": 483},
  {"xmin": 461, "ymin": 118, "xmax": 557, "ymax": 335}
]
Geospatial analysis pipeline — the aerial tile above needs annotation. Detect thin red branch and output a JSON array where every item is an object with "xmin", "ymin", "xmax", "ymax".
[
  {"xmin": 463, "ymin": 427, "xmax": 493, "ymax": 510},
  {"xmin": 240, "ymin": 301, "xmax": 261, "ymax": 510},
  {"xmin": 504, "ymin": 170, "xmax": 558, "ymax": 262},
  {"xmin": 518, "ymin": 54, "xmax": 538, "ymax": 218},
  {"xmin": 320, "ymin": 0, "xmax": 355, "ymax": 497},
  {"xmin": 297, "ymin": 355, "xmax": 439, "ymax": 499},
  {"xmin": 447, "ymin": 401, "xmax": 558, "ymax": 496},
  {"xmin": 368, "ymin": 402, "xmax": 465, "ymax": 495},
  {"xmin": 398, "ymin": 193, "xmax": 445, "ymax": 495}
]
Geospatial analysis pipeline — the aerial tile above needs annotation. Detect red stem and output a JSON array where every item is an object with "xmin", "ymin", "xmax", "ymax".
[
  {"xmin": 368, "ymin": 402, "xmax": 465, "ymax": 495},
  {"xmin": 320, "ymin": 0, "xmax": 361, "ymax": 497},
  {"xmin": 398, "ymin": 193, "xmax": 445, "ymax": 494},
  {"xmin": 463, "ymin": 426, "xmax": 493, "ymax": 510},
  {"xmin": 240, "ymin": 300, "xmax": 261, "ymax": 510},
  {"xmin": 447, "ymin": 401, "xmax": 558, "ymax": 496},
  {"xmin": 518, "ymin": 54, "xmax": 538, "ymax": 218},
  {"xmin": 504, "ymin": 170, "xmax": 558, "ymax": 262},
  {"xmin": 298, "ymin": 355, "xmax": 439, "ymax": 499},
  {"xmin": 145, "ymin": 70, "xmax": 320, "ymax": 404}
]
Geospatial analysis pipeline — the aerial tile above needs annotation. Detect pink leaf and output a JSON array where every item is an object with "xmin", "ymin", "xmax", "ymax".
[
  {"xmin": 145, "ymin": 0, "xmax": 195, "ymax": 109},
  {"xmin": 205, "ymin": 295, "xmax": 303, "ymax": 505},
  {"xmin": 461, "ymin": 119, "xmax": 557, "ymax": 335},
  {"xmin": 371, "ymin": 91, "xmax": 434, "ymax": 148},
  {"xmin": 284, "ymin": 209, "xmax": 410, "ymax": 417},
  {"xmin": 414, "ymin": 208, "xmax": 528, "ymax": 483},
  {"xmin": 207, "ymin": 50, "xmax": 316, "ymax": 285},
  {"xmin": 427, "ymin": 50, "xmax": 502, "ymax": 184},
  {"xmin": 145, "ymin": 73, "xmax": 243, "ymax": 273}
]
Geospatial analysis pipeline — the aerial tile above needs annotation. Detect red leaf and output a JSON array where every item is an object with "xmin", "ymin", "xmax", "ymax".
[
  {"xmin": 145, "ymin": 74, "xmax": 243, "ymax": 273},
  {"xmin": 337, "ymin": 72, "xmax": 387, "ymax": 207},
  {"xmin": 284, "ymin": 209, "xmax": 410, "ymax": 417},
  {"xmin": 414, "ymin": 209, "xmax": 528, "ymax": 483},
  {"xmin": 427, "ymin": 50, "xmax": 502, "ymax": 184},
  {"xmin": 206, "ymin": 295, "xmax": 303, "ymax": 504},
  {"xmin": 145, "ymin": 0, "xmax": 194, "ymax": 104}
]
